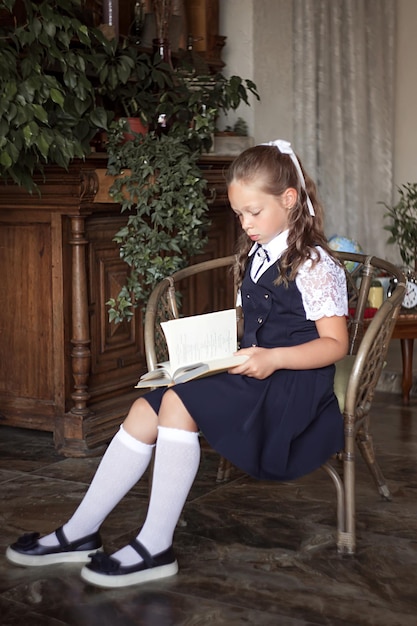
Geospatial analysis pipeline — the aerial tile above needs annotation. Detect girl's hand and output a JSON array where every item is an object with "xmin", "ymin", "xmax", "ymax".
[
  {"xmin": 229, "ymin": 347, "xmax": 279, "ymax": 379},
  {"xmin": 228, "ymin": 315, "xmax": 349, "ymax": 378}
]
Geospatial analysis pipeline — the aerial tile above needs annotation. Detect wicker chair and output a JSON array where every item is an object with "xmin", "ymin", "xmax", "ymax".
[{"xmin": 143, "ymin": 252, "xmax": 406, "ymax": 555}]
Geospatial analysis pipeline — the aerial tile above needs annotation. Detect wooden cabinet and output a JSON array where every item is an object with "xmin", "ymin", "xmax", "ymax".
[{"xmin": 0, "ymin": 154, "xmax": 236, "ymax": 456}]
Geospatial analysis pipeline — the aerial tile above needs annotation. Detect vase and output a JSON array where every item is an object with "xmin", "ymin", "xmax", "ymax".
[
  {"xmin": 152, "ymin": 38, "xmax": 172, "ymax": 67},
  {"xmin": 129, "ymin": 1, "xmax": 146, "ymax": 45},
  {"xmin": 122, "ymin": 117, "xmax": 148, "ymax": 142},
  {"xmin": 102, "ymin": 0, "xmax": 119, "ymax": 39}
]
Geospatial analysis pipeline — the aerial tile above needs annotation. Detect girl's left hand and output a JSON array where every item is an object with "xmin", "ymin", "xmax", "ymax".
[{"xmin": 229, "ymin": 347, "xmax": 278, "ymax": 379}]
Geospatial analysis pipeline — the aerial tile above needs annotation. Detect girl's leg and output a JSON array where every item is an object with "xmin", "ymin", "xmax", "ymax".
[
  {"xmin": 81, "ymin": 389, "xmax": 201, "ymax": 587},
  {"xmin": 6, "ymin": 398, "xmax": 158, "ymax": 566}
]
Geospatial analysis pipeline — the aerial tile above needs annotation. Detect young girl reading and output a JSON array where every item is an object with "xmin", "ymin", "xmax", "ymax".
[{"xmin": 6, "ymin": 140, "xmax": 349, "ymax": 588}]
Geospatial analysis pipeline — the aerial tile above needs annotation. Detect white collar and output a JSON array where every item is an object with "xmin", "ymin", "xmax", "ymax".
[{"xmin": 248, "ymin": 230, "xmax": 289, "ymax": 262}]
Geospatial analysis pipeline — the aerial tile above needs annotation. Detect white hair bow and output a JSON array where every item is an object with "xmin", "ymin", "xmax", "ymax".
[{"xmin": 261, "ymin": 139, "xmax": 315, "ymax": 216}]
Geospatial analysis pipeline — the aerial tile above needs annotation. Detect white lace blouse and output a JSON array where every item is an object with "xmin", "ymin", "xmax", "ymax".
[
  {"xmin": 295, "ymin": 248, "xmax": 348, "ymax": 320},
  {"xmin": 237, "ymin": 233, "xmax": 348, "ymax": 320}
]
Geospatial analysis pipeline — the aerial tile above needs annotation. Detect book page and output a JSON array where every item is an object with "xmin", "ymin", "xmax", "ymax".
[
  {"xmin": 138, "ymin": 361, "xmax": 172, "ymax": 382},
  {"xmin": 161, "ymin": 309, "xmax": 238, "ymax": 374}
]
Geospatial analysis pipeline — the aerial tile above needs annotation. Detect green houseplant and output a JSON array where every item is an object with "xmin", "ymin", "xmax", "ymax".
[
  {"xmin": 94, "ymin": 33, "xmax": 175, "ymax": 129},
  {"xmin": 0, "ymin": 0, "xmax": 177, "ymax": 190},
  {"xmin": 105, "ymin": 69, "xmax": 259, "ymax": 322},
  {"xmin": 106, "ymin": 130, "xmax": 209, "ymax": 322},
  {"xmin": 382, "ymin": 182, "xmax": 417, "ymax": 273},
  {"xmin": 0, "ymin": 0, "xmax": 260, "ymax": 321},
  {"xmin": 0, "ymin": 0, "xmax": 109, "ymax": 191}
]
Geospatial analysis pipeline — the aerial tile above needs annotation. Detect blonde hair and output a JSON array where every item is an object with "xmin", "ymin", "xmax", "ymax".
[{"xmin": 226, "ymin": 145, "xmax": 336, "ymax": 288}]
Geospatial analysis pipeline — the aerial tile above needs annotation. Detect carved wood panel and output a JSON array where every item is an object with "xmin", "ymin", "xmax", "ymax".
[{"xmin": 86, "ymin": 215, "xmax": 145, "ymax": 399}]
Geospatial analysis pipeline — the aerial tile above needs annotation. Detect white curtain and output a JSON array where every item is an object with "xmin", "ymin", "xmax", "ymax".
[{"xmin": 292, "ymin": 0, "xmax": 396, "ymax": 260}]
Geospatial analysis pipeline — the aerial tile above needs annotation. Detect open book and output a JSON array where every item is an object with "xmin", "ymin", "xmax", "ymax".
[{"xmin": 136, "ymin": 309, "xmax": 248, "ymax": 388}]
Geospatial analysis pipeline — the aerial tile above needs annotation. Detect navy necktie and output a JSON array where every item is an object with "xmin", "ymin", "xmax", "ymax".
[{"xmin": 253, "ymin": 245, "xmax": 270, "ymax": 278}]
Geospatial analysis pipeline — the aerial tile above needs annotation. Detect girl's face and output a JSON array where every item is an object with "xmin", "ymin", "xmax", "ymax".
[{"xmin": 228, "ymin": 179, "xmax": 293, "ymax": 245}]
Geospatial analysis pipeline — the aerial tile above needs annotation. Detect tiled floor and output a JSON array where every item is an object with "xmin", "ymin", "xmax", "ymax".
[{"xmin": 0, "ymin": 342, "xmax": 416, "ymax": 625}]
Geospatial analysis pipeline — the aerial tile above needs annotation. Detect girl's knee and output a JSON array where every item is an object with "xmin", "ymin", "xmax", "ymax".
[
  {"xmin": 159, "ymin": 390, "xmax": 198, "ymax": 432},
  {"xmin": 123, "ymin": 397, "xmax": 158, "ymax": 444}
]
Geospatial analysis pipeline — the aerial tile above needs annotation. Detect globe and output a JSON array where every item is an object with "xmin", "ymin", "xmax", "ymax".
[{"xmin": 328, "ymin": 235, "xmax": 363, "ymax": 272}]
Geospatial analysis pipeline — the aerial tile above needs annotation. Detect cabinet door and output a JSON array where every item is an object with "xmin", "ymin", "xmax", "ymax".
[
  {"xmin": 86, "ymin": 214, "xmax": 147, "ymax": 400},
  {"xmin": 0, "ymin": 212, "xmax": 65, "ymax": 430}
]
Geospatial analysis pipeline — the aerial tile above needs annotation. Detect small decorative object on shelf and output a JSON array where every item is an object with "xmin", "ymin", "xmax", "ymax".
[
  {"xmin": 102, "ymin": 0, "xmax": 119, "ymax": 39},
  {"xmin": 328, "ymin": 235, "xmax": 363, "ymax": 272},
  {"xmin": 403, "ymin": 273, "xmax": 417, "ymax": 309},
  {"xmin": 368, "ymin": 280, "xmax": 384, "ymax": 309},
  {"xmin": 129, "ymin": 1, "xmax": 146, "ymax": 45},
  {"xmin": 388, "ymin": 272, "xmax": 417, "ymax": 310},
  {"xmin": 151, "ymin": 0, "xmax": 173, "ymax": 65},
  {"xmin": 152, "ymin": 36, "xmax": 172, "ymax": 65}
]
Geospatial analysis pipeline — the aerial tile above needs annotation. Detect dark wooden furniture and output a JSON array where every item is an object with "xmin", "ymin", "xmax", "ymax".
[
  {"xmin": 0, "ymin": 153, "xmax": 235, "ymax": 456},
  {"xmin": 81, "ymin": 0, "xmax": 225, "ymax": 72},
  {"xmin": 391, "ymin": 312, "xmax": 417, "ymax": 404}
]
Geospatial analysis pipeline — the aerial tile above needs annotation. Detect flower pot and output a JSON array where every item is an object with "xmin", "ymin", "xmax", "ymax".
[{"xmin": 122, "ymin": 117, "xmax": 148, "ymax": 141}]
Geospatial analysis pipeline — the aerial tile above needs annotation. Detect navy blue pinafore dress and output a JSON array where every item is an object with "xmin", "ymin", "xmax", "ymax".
[{"xmin": 144, "ymin": 260, "xmax": 344, "ymax": 481}]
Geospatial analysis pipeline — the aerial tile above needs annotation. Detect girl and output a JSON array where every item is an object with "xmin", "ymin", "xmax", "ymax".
[{"xmin": 6, "ymin": 140, "xmax": 349, "ymax": 588}]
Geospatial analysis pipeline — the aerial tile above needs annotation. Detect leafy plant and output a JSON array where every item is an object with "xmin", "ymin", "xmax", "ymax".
[
  {"xmin": 0, "ymin": 0, "xmax": 108, "ymax": 191},
  {"xmin": 0, "ymin": 0, "xmax": 260, "ymax": 192},
  {"xmin": 106, "ymin": 130, "xmax": 209, "ymax": 322},
  {"xmin": 0, "ymin": 0, "xmax": 260, "ymax": 319},
  {"xmin": 152, "ymin": 72, "xmax": 259, "ymax": 151},
  {"xmin": 104, "ymin": 69, "xmax": 259, "ymax": 321},
  {"xmin": 382, "ymin": 182, "xmax": 417, "ymax": 271},
  {"xmin": 102, "ymin": 59, "xmax": 259, "ymax": 321},
  {"xmin": 232, "ymin": 117, "xmax": 249, "ymax": 136},
  {"xmin": 94, "ymin": 34, "xmax": 174, "ymax": 124}
]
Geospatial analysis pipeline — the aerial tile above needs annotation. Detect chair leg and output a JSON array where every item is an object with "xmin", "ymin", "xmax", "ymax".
[
  {"xmin": 356, "ymin": 424, "xmax": 392, "ymax": 501},
  {"xmin": 322, "ymin": 461, "xmax": 354, "ymax": 554},
  {"xmin": 216, "ymin": 456, "xmax": 233, "ymax": 483},
  {"xmin": 341, "ymin": 450, "xmax": 356, "ymax": 555}
]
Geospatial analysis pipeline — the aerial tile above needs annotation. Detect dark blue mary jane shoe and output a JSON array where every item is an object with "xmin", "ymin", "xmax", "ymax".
[
  {"xmin": 81, "ymin": 539, "xmax": 178, "ymax": 588},
  {"xmin": 6, "ymin": 526, "xmax": 102, "ymax": 567}
]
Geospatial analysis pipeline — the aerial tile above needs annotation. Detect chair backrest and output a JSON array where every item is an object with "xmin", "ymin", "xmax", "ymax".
[
  {"xmin": 333, "ymin": 252, "xmax": 405, "ymax": 429},
  {"xmin": 144, "ymin": 255, "xmax": 236, "ymax": 372},
  {"xmin": 143, "ymin": 252, "xmax": 406, "ymax": 429}
]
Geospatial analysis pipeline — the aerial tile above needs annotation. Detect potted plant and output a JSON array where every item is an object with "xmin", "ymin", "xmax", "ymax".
[
  {"xmin": 104, "ymin": 68, "xmax": 259, "ymax": 321},
  {"xmin": 105, "ymin": 130, "xmax": 210, "ymax": 323},
  {"xmin": 382, "ymin": 182, "xmax": 417, "ymax": 273},
  {"xmin": 0, "ymin": 0, "xmax": 181, "ymax": 190},
  {"xmin": 93, "ymin": 31, "xmax": 175, "ymax": 135},
  {"xmin": 213, "ymin": 116, "xmax": 253, "ymax": 155}
]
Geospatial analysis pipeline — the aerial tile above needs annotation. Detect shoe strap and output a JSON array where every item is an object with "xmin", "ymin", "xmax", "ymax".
[
  {"xmin": 55, "ymin": 526, "xmax": 70, "ymax": 548},
  {"xmin": 55, "ymin": 526, "xmax": 98, "ymax": 550},
  {"xmin": 129, "ymin": 539, "xmax": 155, "ymax": 568}
]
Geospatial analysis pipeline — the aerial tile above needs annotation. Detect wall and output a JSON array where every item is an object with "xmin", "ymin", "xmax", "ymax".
[
  {"xmin": 217, "ymin": 0, "xmax": 254, "ymax": 133},
  {"xmin": 219, "ymin": 0, "xmax": 290, "ymax": 141},
  {"xmin": 394, "ymin": 0, "xmax": 417, "ymax": 188},
  {"xmin": 220, "ymin": 0, "xmax": 417, "ymax": 195}
]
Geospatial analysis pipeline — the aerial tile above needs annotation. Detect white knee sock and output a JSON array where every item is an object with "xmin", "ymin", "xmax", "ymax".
[
  {"xmin": 39, "ymin": 425, "xmax": 154, "ymax": 547},
  {"xmin": 112, "ymin": 426, "xmax": 200, "ymax": 566}
]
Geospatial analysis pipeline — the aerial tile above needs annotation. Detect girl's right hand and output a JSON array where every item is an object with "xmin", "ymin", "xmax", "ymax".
[{"xmin": 229, "ymin": 347, "xmax": 280, "ymax": 379}]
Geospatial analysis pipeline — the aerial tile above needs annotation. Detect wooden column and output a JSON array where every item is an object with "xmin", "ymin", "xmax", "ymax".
[{"xmin": 69, "ymin": 214, "xmax": 92, "ymax": 416}]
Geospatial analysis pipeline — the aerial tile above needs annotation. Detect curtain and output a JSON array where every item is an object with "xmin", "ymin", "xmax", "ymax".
[{"xmin": 292, "ymin": 0, "xmax": 396, "ymax": 260}]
